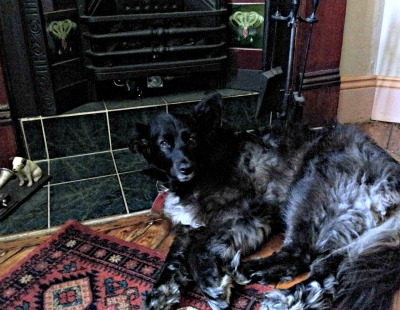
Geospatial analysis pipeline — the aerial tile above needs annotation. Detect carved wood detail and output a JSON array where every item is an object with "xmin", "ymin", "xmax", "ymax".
[{"xmin": 20, "ymin": 0, "xmax": 56, "ymax": 115}]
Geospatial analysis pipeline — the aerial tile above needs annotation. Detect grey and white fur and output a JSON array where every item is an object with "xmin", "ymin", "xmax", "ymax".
[
  {"xmin": 130, "ymin": 93, "xmax": 400, "ymax": 310},
  {"xmin": 235, "ymin": 120, "xmax": 400, "ymax": 310}
]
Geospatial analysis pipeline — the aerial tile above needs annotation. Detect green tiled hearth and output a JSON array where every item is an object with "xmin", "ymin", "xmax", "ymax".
[{"xmin": 0, "ymin": 89, "xmax": 262, "ymax": 238}]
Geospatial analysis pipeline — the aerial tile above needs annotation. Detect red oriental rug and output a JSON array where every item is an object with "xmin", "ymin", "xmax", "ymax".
[{"xmin": 0, "ymin": 220, "xmax": 272, "ymax": 310}]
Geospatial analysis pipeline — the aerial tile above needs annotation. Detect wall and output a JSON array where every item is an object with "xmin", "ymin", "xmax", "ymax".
[
  {"xmin": 372, "ymin": 0, "xmax": 400, "ymax": 122},
  {"xmin": 376, "ymin": 0, "xmax": 400, "ymax": 77},
  {"xmin": 338, "ymin": 0, "xmax": 400, "ymax": 123},
  {"xmin": 0, "ymin": 59, "xmax": 18, "ymax": 169}
]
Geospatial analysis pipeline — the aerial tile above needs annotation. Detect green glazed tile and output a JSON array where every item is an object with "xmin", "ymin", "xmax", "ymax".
[
  {"xmin": 43, "ymin": 113, "xmax": 109, "ymax": 158},
  {"xmin": 49, "ymin": 176, "xmax": 126, "ymax": 226},
  {"xmin": 49, "ymin": 152, "xmax": 116, "ymax": 184},
  {"xmin": 113, "ymin": 149, "xmax": 147, "ymax": 173},
  {"xmin": 105, "ymin": 97, "xmax": 165, "ymax": 110},
  {"xmin": 119, "ymin": 171, "xmax": 157, "ymax": 212},
  {"xmin": 21, "ymin": 119, "xmax": 47, "ymax": 161},
  {"xmin": 109, "ymin": 106, "xmax": 165, "ymax": 150}
]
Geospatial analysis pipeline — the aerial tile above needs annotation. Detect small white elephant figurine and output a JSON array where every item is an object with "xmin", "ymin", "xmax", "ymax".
[{"xmin": 10, "ymin": 156, "xmax": 43, "ymax": 187}]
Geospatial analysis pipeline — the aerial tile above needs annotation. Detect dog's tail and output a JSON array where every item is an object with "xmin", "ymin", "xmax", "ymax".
[
  {"xmin": 261, "ymin": 214, "xmax": 400, "ymax": 310},
  {"xmin": 333, "ymin": 214, "xmax": 400, "ymax": 310}
]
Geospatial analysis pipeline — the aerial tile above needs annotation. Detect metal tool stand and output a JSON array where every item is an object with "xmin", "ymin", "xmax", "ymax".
[{"xmin": 256, "ymin": 0, "xmax": 320, "ymax": 127}]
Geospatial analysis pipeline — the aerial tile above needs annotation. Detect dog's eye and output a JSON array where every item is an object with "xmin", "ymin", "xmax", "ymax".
[
  {"xmin": 141, "ymin": 139, "xmax": 149, "ymax": 146},
  {"xmin": 183, "ymin": 132, "xmax": 197, "ymax": 146},
  {"xmin": 188, "ymin": 136, "xmax": 197, "ymax": 145},
  {"xmin": 160, "ymin": 140, "xmax": 170, "ymax": 148}
]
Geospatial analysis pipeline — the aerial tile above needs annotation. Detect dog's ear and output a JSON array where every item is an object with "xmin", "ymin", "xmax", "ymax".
[
  {"xmin": 193, "ymin": 93, "xmax": 223, "ymax": 130},
  {"xmin": 129, "ymin": 123, "xmax": 151, "ymax": 157},
  {"xmin": 9, "ymin": 157, "xmax": 14, "ymax": 161},
  {"xmin": 21, "ymin": 158, "xmax": 27, "ymax": 166}
]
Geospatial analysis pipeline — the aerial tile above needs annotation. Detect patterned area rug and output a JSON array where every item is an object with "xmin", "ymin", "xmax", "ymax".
[{"xmin": 0, "ymin": 220, "xmax": 272, "ymax": 309}]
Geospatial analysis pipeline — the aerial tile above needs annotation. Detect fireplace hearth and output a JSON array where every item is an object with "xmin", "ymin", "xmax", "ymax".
[{"xmin": 78, "ymin": 0, "xmax": 228, "ymax": 101}]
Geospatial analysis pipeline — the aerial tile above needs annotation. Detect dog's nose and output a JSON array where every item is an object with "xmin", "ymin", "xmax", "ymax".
[{"xmin": 179, "ymin": 162, "xmax": 194, "ymax": 175}]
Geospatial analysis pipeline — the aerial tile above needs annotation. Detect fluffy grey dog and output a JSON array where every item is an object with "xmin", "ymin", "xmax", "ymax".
[
  {"xmin": 235, "ymin": 121, "xmax": 400, "ymax": 310},
  {"xmin": 130, "ymin": 93, "xmax": 400, "ymax": 310}
]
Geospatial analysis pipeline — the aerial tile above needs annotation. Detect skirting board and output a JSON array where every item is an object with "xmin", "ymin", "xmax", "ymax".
[{"xmin": 338, "ymin": 76, "xmax": 400, "ymax": 124}]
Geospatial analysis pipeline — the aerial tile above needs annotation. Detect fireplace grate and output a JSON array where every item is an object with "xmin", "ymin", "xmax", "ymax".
[{"xmin": 77, "ymin": 0, "xmax": 228, "ymax": 100}]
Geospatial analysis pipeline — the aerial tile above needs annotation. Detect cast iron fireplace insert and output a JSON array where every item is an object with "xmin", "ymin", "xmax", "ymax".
[{"xmin": 77, "ymin": 0, "xmax": 228, "ymax": 101}]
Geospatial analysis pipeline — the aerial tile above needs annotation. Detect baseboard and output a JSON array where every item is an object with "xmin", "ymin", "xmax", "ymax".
[
  {"xmin": 338, "ymin": 75, "xmax": 400, "ymax": 123},
  {"xmin": 341, "ymin": 76, "xmax": 400, "ymax": 89}
]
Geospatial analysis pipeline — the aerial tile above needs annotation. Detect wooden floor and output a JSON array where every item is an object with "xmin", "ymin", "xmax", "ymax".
[
  {"xmin": 1, "ymin": 210, "xmax": 400, "ymax": 308},
  {"xmin": 0, "ymin": 211, "xmax": 305, "ymax": 289}
]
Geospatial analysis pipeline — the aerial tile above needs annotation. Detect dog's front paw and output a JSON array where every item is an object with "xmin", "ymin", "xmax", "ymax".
[
  {"xmin": 237, "ymin": 262, "xmax": 297, "ymax": 285},
  {"xmin": 201, "ymin": 274, "xmax": 233, "ymax": 310},
  {"xmin": 231, "ymin": 268, "xmax": 252, "ymax": 285},
  {"xmin": 232, "ymin": 262, "xmax": 276, "ymax": 285},
  {"xmin": 227, "ymin": 251, "xmax": 252, "ymax": 285},
  {"xmin": 229, "ymin": 260, "xmax": 255, "ymax": 285},
  {"xmin": 142, "ymin": 283, "xmax": 181, "ymax": 310},
  {"xmin": 261, "ymin": 289, "xmax": 294, "ymax": 310}
]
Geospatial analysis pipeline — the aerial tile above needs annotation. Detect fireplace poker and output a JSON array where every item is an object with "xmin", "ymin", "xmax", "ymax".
[{"xmin": 290, "ymin": 0, "xmax": 320, "ymax": 123}]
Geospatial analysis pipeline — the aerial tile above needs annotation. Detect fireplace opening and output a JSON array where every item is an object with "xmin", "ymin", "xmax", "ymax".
[{"xmin": 77, "ymin": 0, "xmax": 228, "ymax": 101}]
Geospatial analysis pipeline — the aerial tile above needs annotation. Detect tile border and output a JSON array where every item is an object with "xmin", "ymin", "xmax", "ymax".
[
  {"xmin": 0, "ymin": 210, "xmax": 151, "ymax": 242},
  {"xmin": 105, "ymin": 110, "xmax": 130, "ymax": 214}
]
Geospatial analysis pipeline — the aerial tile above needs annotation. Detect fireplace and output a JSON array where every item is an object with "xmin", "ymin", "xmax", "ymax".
[
  {"xmin": 0, "ymin": 0, "xmax": 229, "ymax": 117},
  {"xmin": 77, "ymin": 0, "xmax": 228, "ymax": 101},
  {"xmin": 1, "ymin": 0, "xmax": 345, "ymax": 126}
]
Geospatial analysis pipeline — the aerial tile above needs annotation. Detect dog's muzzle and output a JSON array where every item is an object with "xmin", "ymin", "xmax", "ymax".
[{"xmin": 174, "ymin": 161, "xmax": 195, "ymax": 182}]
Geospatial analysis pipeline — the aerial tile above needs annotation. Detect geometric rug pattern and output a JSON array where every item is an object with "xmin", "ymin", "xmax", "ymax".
[{"xmin": 0, "ymin": 220, "xmax": 272, "ymax": 309}]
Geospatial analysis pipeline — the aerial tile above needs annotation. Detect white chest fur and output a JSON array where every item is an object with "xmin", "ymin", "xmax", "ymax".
[{"xmin": 164, "ymin": 193, "xmax": 204, "ymax": 228}]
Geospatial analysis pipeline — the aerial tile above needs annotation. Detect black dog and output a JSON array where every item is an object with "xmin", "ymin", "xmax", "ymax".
[{"xmin": 130, "ymin": 93, "xmax": 400, "ymax": 310}]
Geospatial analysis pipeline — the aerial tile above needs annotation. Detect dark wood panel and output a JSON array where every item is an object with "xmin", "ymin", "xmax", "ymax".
[
  {"xmin": 0, "ymin": 125, "xmax": 18, "ymax": 168},
  {"xmin": 302, "ymin": 84, "xmax": 340, "ymax": 127},
  {"xmin": 294, "ymin": 0, "xmax": 347, "ymax": 126},
  {"xmin": 297, "ymin": 0, "xmax": 347, "ymax": 71},
  {"xmin": 0, "ymin": 59, "xmax": 8, "ymax": 106},
  {"xmin": 0, "ymin": 57, "xmax": 18, "ymax": 168}
]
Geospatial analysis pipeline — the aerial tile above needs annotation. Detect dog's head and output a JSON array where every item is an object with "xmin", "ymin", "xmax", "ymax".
[
  {"xmin": 129, "ymin": 93, "xmax": 223, "ymax": 183},
  {"xmin": 10, "ymin": 156, "xmax": 27, "ymax": 172}
]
